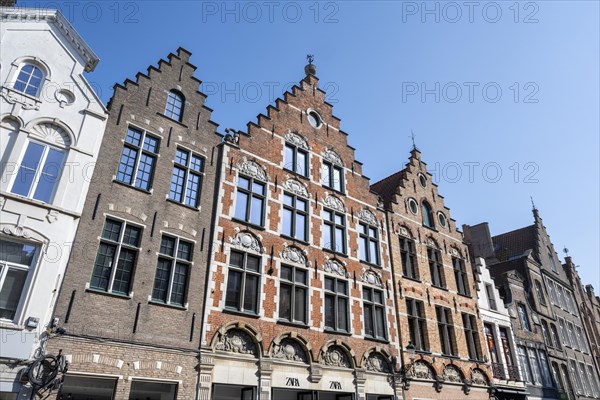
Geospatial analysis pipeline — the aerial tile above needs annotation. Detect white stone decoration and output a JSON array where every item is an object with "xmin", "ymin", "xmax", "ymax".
[
  {"xmin": 282, "ymin": 178, "xmax": 309, "ymax": 198},
  {"xmin": 215, "ymin": 329, "xmax": 258, "ymax": 356},
  {"xmin": 279, "ymin": 244, "xmax": 308, "ymax": 266},
  {"xmin": 323, "ymin": 195, "xmax": 345, "ymax": 213},
  {"xmin": 30, "ymin": 122, "xmax": 71, "ymax": 147},
  {"xmin": 46, "ymin": 210, "xmax": 59, "ymax": 224},
  {"xmin": 360, "ymin": 269, "xmax": 384, "ymax": 288},
  {"xmin": 2, "ymin": 226, "xmax": 32, "ymax": 239},
  {"xmin": 322, "ymin": 148, "xmax": 343, "ymax": 167},
  {"xmin": 443, "ymin": 365, "xmax": 463, "ymax": 383},
  {"xmin": 321, "ymin": 346, "xmax": 351, "ymax": 368},
  {"xmin": 451, "ymin": 248, "xmax": 459, "ymax": 257},
  {"xmin": 323, "ymin": 259, "xmax": 349, "ymax": 278},
  {"xmin": 229, "ymin": 230, "xmax": 265, "ymax": 254},
  {"xmin": 399, "ymin": 226, "xmax": 409, "ymax": 237},
  {"xmin": 237, "ymin": 158, "xmax": 268, "ymax": 182},
  {"xmin": 357, "ymin": 209, "xmax": 377, "ymax": 226},
  {"xmin": 364, "ymin": 352, "xmax": 390, "ymax": 373},
  {"xmin": 272, "ymin": 338, "xmax": 308, "ymax": 363},
  {"xmin": 471, "ymin": 369, "xmax": 488, "ymax": 386},
  {"xmin": 411, "ymin": 361, "xmax": 434, "ymax": 380},
  {"xmin": 1, "ymin": 87, "xmax": 40, "ymax": 110},
  {"xmin": 284, "ymin": 131, "xmax": 309, "ymax": 150}
]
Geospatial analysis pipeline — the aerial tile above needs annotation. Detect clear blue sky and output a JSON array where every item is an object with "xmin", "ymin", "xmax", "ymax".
[{"xmin": 21, "ymin": 1, "xmax": 599, "ymax": 288}]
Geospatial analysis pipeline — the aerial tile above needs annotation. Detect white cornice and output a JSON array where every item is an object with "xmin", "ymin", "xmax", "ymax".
[{"xmin": 1, "ymin": 7, "xmax": 99, "ymax": 72}]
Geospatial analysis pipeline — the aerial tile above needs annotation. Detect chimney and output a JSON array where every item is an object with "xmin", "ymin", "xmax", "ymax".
[{"xmin": 463, "ymin": 223, "xmax": 495, "ymax": 260}]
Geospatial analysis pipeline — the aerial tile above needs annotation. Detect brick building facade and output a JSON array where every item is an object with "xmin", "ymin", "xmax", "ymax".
[
  {"xmin": 46, "ymin": 48, "xmax": 222, "ymax": 399},
  {"xmin": 371, "ymin": 149, "xmax": 492, "ymax": 400},
  {"xmin": 199, "ymin": 63, "xmax": 401, "ymax": 400}
]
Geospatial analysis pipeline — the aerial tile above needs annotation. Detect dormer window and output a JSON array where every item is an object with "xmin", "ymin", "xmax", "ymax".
[
  {"xmin": 421, "ymin": 201, "xmax": 434, "ymax": 228},
  {"xmin": 165, "ymin": 90, "xmax": 184, "ymax": 122},
  {"xmin": 14, "ymin": 63, "xmax": 44, "ymax": 97}
]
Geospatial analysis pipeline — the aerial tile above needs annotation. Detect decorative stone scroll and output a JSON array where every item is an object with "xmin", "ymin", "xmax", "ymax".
[
  {"xmin": 237, "ymin": 158, "xmax": 268, "ymax": 182},
  {"xmin": 364, "ymin": 352, "xmax": 390, "ymax": 373},
  {"xmin": 360, "ymin": 268, "xmax": 384, "ymax": 288},
  {"xmin": 229, "ymin": 230, "xmax": 265, "ymax": 254},
  {"xmin": 323, "ymin": 259, "xmax": 349, "ymax": 278},
  {"xmin": 214, "ymin": 329, "xmax": 258, "ymax": 356},
  {"xmin": 279, "ymin": 244, "xmax": 308, "ymax": 266},
  {"xmin": 322, "ymin": 148, "xmax": 343, "ymax": 167},
  {"xmin": 323, "ymin": 195, "xmax": 345, "ymax": 213},
  {"xmin": 411, "ymin": 360, "xmax": 435, "ymax": 380},
  {"xmin": 284, "ymin": 131, "xmax": 309, "ymax": 151},
  {"xmin": 471, "ymin": 369, "xmax": 489, "ymax": 386},
  {"xmin": 321, "ymin": 346, "xmax": 351, "ymax": 368},
  {"xmin": 357, "ymin": 209, "xmax": 377, "ymax": 226},
  {"xmin": 272, "ymin": 338, "xmax": 308, "ymax": 363},
  {"xmin": 2, "ymin": 226, "xmax": 32, "ymax": 239},
  {"xmin": 282, "ymin": 178, "xmax": 309, "ymax": 198},
  {"xmin": 443, "ymin": 365, "xmax": 463, "ymax": 383}
]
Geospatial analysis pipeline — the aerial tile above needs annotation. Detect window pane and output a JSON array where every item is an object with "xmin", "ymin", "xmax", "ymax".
[
  {"xmin": 190, "ymin": 155, "xmax": 204, "ymax": 173},
  {"xmin": 294, "ymin": 286, "xmax": 307, "ymax": 323},
  {"xmin": 125, "ymin": 128, "xmax": 142, "ymax": 146},
  {"xmin": 152, "ymin": 259, "xmax": 171, "ymax": 302},
  {"xmin": 12, "ymin": 141, "xmax": 44, "ymax": 197},
  {"xmin": 375, "ymin": 307, "xmax": 386, "ymax": 337},
  {"xmin": 281, "ymin": 265, "xmax": 293, "ymax": 281},
  {"xmin": 359, "ymin": 237, "xmax": 367, "ymax": 261},
  {"xmin": 246, "ymin": 255, "xmax": 260, "ymax": 272},
  {"xmin": 143, "ymin": 135, "xmax": 159, "ymax": 153},
  {"xmin": 363, "ymin": 288, "xmax": 372, "ymax": 302},
  {"xmin": 295, "ymin": 214, "xmax": 306, "ymax": 241},
  {"xmin": 135, "ymin": 153, "xmax": 155, "ymax": 190},
  {"xmin": 283, "ymin": 194, "xmax": 293, "ymax": 207},
  {"xmin": 325, "ymin": 277, "xmax": 334, "ymax": 292},
  {"xmin": 324, "ymin": 295, "xmax": 335, "ymax": 329},
  {"xmin": 33, "ymin": 148, "xmax": 64, "ymax": 202},
  {"xmin": 333, "ymin": 167, "xmax": 342, "ymax": 191},
  {"xmin": 90, "ymin": 243, "xmax": 116, "ymax": 291},
  {"xmin": 282, "ymin": 208, "xmax": 293, "ymax": 236},
  {"xmin": 284, "ymin": 145, "xmax": 294, "ymax": 170},
  {"xmin": 250, "ymin": 196, "xmax": 263, "ymax": 225},
  {"xmin": 184, "ymin": 173, "xmax": 201, "ymax": 207},
  {"xmin": 334, "ymin": 213, "xmax": 344, "ymax": 225},
  {"xmin": 177, "ymin": 241, "xmax": 192, "ymax": 261},
  {"xmin": 160, "ymin": 236, "xmax": 176, "ymax": 256},
  {"xmin": 170, "ymin": 263, "xmax": 188, "ymax": 306},
  {"xmin": 123, "ymin": 225, "xmax": 141, "ymax": 247},
  {"xmin": 323, "ymin": 224, "xmax": 332, "ymax": 250},
  {"xmin": 296, "ymin": 151, "xmax": 307, "ymax": 176},
  {"xmin": 243, "ymin": 274, "xmax": 258, "ymax": 312},
  {"xmin": 169, "ymin": 166, "xmax": 185, "ymax": 202},
  {"xmin": 175, "ymin": 148, "xmax": 188, "ymax": 165},
  {"xmin": 364, "ymin": 305, "xmax": 374, "ymax": 336},
  {"xmin": 116, "ymin": 146, "xmax": 138, "ymax": 184},
  {"xmin": 235, "ymin": 191, "xmax": 249, "ymax": 220},
  {"xmin": 225, "ymin": 270, "xmax": 242, "ymax": 309},
  {"xmin": 337, "ymin": 297, "xmax": 348, "ymax": 331},
  {"xmin": 369, "ymin": 240, "xmax": 378, "ymax": 264},
  {"xmin": 230, "ymin": 252, "xmax": 244, "ymax": 268},
  {"xmin": 0, "ymin": 268, "xmax": 28, "ymax": 320},
  {"xmin": 112, "ymin": 248, "xmax": 136, "ymax": 294},
  {"xmin": 335, "ymin": 227, "xmax": 345, "ymax": 253},
  {"xmin": 60, "ymin": 375, "xmax": 117, "ymax": 400},
  {"xmin": 337, "ymin": 280, "xmax": 347, "ymax": 294},
  {"xmin": 252, "ymin": 182, "xmax": 265, "ymax": 196},
  {"xmin": 130, "ymin": 380, "xmax": 177, "ymax": 399},
  {"xmin": 279, "ymin": 283, "xmax": 292, "ymax": 320},
  {"xmin": 238, "ymin": 176, "xmax": 250, "ymax": 190},
  {"xmin": 0, "ymin": 240, "xmax": 37, "ymax": 265}
]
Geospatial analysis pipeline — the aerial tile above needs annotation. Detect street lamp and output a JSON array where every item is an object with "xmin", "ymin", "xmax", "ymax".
[{"xmin": 398, "ymin": 342, "xmax": 417, "ymax": 390}]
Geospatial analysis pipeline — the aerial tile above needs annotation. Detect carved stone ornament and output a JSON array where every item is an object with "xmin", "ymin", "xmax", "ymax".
[
  {"xmin": 284, "ymin": 131, "xmax": 309, "ymax": 151},
  {"xmin": 321, "ymin": 346, "xmax": 351, "ymax": 368},
  {"xmin": 229, "ymin": 230, "xmax": 265, "ymax": 254},
  {"xmin": 451, "ymin": 248, "xmax": 459, "ymax": 257},
  {"xmin": 357, "ymin": 209, "xmax": 377, "ymax": 226},
  {"xmin": 272, "ymin": 338, "xmax": 308, "ymax": 363},
  {"xmin": 426, "ymin": 237, "xmax": 439, "ymax": 249},
  {"xmin": 364, "ymin": 353, "xmax": 390, "ymax": 373},
  {"xmin": 323, "ymin": 195, "xmax": 345, "ymax": 213},
  {"xmin": 399, "ymin": 226, "xmax": 409, "ymax": 237},
  {"xmin": 237, "ymin": 158, "xmax": 268, "ymax": 182},
  {"xmin": 46, "ymin": 210, "xmax": 59, "ymax": 224},
  {"xmin": 471, "ymin": 369, "xmax": 488, "ymax": 386},
  {"xmin": 322, "ymin": 148, "xmax": 343, "ymax": 167},
  {"xmin": 361, "ymin": 269, "xmax": 384, "ymax": 288},
  {"xmin": 410, "ymin": 361, "xmax": 434, "ymax": 380},
  {"xmin": 30, "ymin": 122, "xmax": 71, "ymax": 147},
  {"xmin": 279, "ymin": 245, "xmax": 308, "ymax": 266},
  {"xmin": 3, "ymin": 226, "xmax": 32, "ymax": 239},
  {"xmin": 323, "ymin": 259, "xmax": 349, "ymax": 278},
  {"xmin": 1, "ymin": 87, "xmax": 40, "ymax": 111},
  {"xmin": 443, "ymin": 365, "xmax": 463, "ymax": 383},
  {"xmin": 283, "ymin": 178, "xmax": 309, "ymax": 198},
  {"xmin": 215, "ymin": 329, "xmax": 257, "ymax": 356}
]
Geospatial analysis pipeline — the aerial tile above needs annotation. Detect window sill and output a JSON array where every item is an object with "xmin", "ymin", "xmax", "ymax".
[
  {"xmin": 166, "ymin": 198, "xmax": 200, "ymax": 212},
  {"xmin": 231, "ymin": 218, "xmax": 266, "ymax": 231},
  {"xmin": 85, "ymin": 288, "xmax": 132, "ymax": 299},
  {"xmin": 148, "ymin": 300, "xmax": 187, "ymax": 311},
  {"xmin": 364, "ymin": 335, "xmax": 389, "ymax": 344},
  {"xmin": 360, "ymin": 260, "xmax": 382, "ymax": 269},
  {"xmin": 280, "ymin": 234, "xmax": 309, "ymax": 246},
  {"xmin": 156, "ymin": 112, "xmax": 188, "ymax": 128},
  {"xmin": 324, "ymin": 328, "xmax": 352, "ymax": 336},
  {"xmin": 457, "ymin": 292, "xmax": 473, "ymax": 299},
  {"xmin": 422, "ymin": 225, "xmax": 438, "ymax": 232},
  {"xmin": 322, "ymin": 247, "xmax": 348, "ymax": 258},
  {"xmin": 223, "ymin": 307, "xmax": 260, "ymax": 319},
  {"xmin": 402, "ymin": 276, "xmax": 422, "ymax": 283},
  {"xmin": 112, "ymin": 179, "xmax": 153, "ymax": 195},
  {"xmin": 431, "ymin": 284, "xmax": 449, "ymax": 291},
  {"xmin": 277, "ymin": 319, "xmax": 309, "ymax": 329},
  {"xmin": 441, "ymin": 354, "xmax": 461, "ymax": 360},
  {"xmin": 282, "ymin": 167, "xmax": 310, "ymax": 182},
  {"xmin": 0, "ymin": 320, "xmax": 25, "ymax": 331},
  {"xmin": 322, "ymin": 185, "xmax": 346, "ymax": 197}
]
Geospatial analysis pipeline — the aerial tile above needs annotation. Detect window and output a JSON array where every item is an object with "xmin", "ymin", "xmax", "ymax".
[
  {"xmin": 565, "ymin": 291, "xmax": 577, "ymax": 315},
  {"xmin": 116, "ymin": 127, "xmax": 159, "ymax": 191},
  {"xmin": 485, "ymin": 284, "xmax": 497, "ymax": 311},
  {"xmin": 548, "ymin": 250, "xmax": 557, "ymax": 272},
  {"xmin": 307, "ymin": 109, "xmax": 322, "ymax": 128},
  {"xmin": 517, "ymin": 346, "xmax": 533, "ymax": 383},
  {"xmin": 418, "ymin": 173, "xmax": 427, "ymax": 188},
  {"xmin": 151, "ymin": 236, "xmax": 192, "ymax": 307},
  {"xmin": 538, "ymin": 350, "xmax": 553, "ymax": 387},
  {"xmin": 579, "ymin": 363, "xmax": 593, "ymax": 396},
  {"xmin": 427, "ymin": 247, "xmax": 445, "ymax": 288},
  {"xmin": 463, "ymin": 313, "xmax": 482, "ymax": 360},
  {"xmin": 551, "ymin": 362, "xmax": 563, "ymax": 390},
  {"xmin": 0, "ymin": 239, "xmax": 37, "ymax": 321},
  {"xmin": 527, "ymin": 348, "xmax": 542, "ymax": 385},
  {"xmin": 363, "ymin": 287, "xmax": 387, "ymax": 340},
  {"xmin": 11, "ymin": 140, "xmax": 65, "ymax": 203},
  {"xmin": 421, "ymin": 201, "xmax": 434, "ymax": 228},
  {"xmin": 14, "ymin": 63, "xmax": 44, "ymax": 96},
  {"xmin": 165, "ymin": 90, "xmax": 184, "ymax": 122},
  {"xmin": 437, "ymin": 306, "xmax": 457, "ymax": 356},
  {"xmin": 517, "ymin": 303, "xmax": 531, "ymax": 331},
  {"xmin": 279, "ymin": 264, "xmax": 308, "ymax": 324},
  {"xmin": 535, "ymin": 280, "xmax": 547, "ymax": 306},
  {"xmin": 282, "ymin": 193, "xmax": 308, "ymax": 242},
  {"xmin": 559, "ymin": 318, "xmax": 571, "ymax": 347},
  {"xmin": 550, "ymin": 323, "xmax": 562, "ymax": 349},
  {"xmin": 59, "ymin": 375, "xmax": 117, "ymax": 400},
  {"xmin": 324, "ymin": 276, "xmax": 349, "ymax": 332},
  {"xmin": 407, "ymin": 298, "xmax": 428, "ymax": 351},
  {"xmin": 407, "ymin": 198, "xmax": 418, "ymax": 215},
  {"xmin": 547, "ymin": 280, "xmax": 558, "ymax": 305},
  {"xmin": 234, "ymin": 176, "xmax": 266, "ymax": 226},
  {"xmin": 561, "ymin": 365, "xmax": 574, "ymax": 395},
  {"xmin": 570, "ymin": 360, "xmax": 583, "ymax": 394},
  {"xmin": 400, "ymin": 236, "xmax": 418, "ymax": 279},
  {"xmin": 169, "ymin": 148, "xmax": 204, "ymax": 208},
  {"xmin": 452, "ymin": 256, "xmax": 469, "ymax": 296},
  {"xmin": 567, "ymin": 322, "xmax": 577, "ymax": 350},
  {"xmin": 284, "ymin": 143, "xmax": 308, "ymax": 176},
  {"xmin": 359, "ymin": 223, "xmax": 380, "ymax": 266},
  {"xmin": 557, "ymin": 285, "xmax": 566, "ymax": 309},
  {"xmin": 541, "ymin": 320, "xmax": 552, "ymax": 346},
  {"xmin": 90, "ymin": 219, "xmax": 141, "ymax": 295},
  {"xmin": 576, "ymin": 326, "xmax": 589, "ymax": 353},
  {"xmin": 322, "ymin": 209, "xmax": 346, "ymax": 254},
  {"xmin": 485, "ymin": 324, "xmax": 500, "ymax": 366},
  {"xmin": 130, "ymin": 380, "xmax": 177, "ymax": 400},
  {"xmin": 225, "ymin": 251, "xmax": 260, "ymax": 314},
  {"xmin": 587, "ymin": 365, "xmax": 600, "ymax": 397},
  {"xmin": 322, "ymin": 161, "xmax": 344, "ymax": 192}
]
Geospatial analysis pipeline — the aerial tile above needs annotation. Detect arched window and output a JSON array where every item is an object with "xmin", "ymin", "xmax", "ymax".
[
  {"xmin": 165, "ymin": 90, "xmax": 184, "ymax": 122},
  {"xmin": 14, "ymin": 63, "xmax": 44, "ymax": 97},
  {"xmin": 422, "ymin": 201, "xmax": 434, "ymax": 228}
]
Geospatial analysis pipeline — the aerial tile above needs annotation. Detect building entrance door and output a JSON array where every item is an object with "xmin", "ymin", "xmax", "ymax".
[{"xmin": 213, "ymin": 384, "xmax": 257, "ymax": 400}]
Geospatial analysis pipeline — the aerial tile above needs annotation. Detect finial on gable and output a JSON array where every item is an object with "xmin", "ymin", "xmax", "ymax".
[{"xmin": 305, "ymin": 54, "xmax": 317, "ymax": 76}]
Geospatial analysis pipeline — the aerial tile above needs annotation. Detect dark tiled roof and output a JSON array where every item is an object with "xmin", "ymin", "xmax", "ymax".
[
  {"xmin": 370, "ymin": 170, "xmax": 405, "ymax": 204},
  {"xmin": 492, "ymin": 225, "xmax": 536, "ymax": 262}
]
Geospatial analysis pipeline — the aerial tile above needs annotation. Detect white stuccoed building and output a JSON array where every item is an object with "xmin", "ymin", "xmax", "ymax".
[{"xmin": 0, "ymin": 6, "xmax": 106, "ymax": 396}]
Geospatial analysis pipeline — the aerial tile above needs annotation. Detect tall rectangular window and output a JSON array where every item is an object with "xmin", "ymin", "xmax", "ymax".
[
  {"xmin": 322, "ymin": 209, "xmax": 346, "ymax": 254},
  {"xmin": 400, "ymin": 237, "xmax": 418, "ymax": 279},
  {"xmin": 535, "ymin": 280, "xmax": 547, "ymax": 306},
  {"xmin": 538, "ymin": 350, "xmax": 553, "ymax": 387},
  {"xmin": 576, "ymin": 326, "xmax": 587, "ymax": 353},
  {"xmin": 565, "ymin": 291, "xmax": 577, "ymax": 315},
  {"xmin": 579, "ymin": 362, "xmax": 592, "ymax": 396},
  {"xmin": 165, "ymin": 91, "xmax": 184, "ymax": 122},
  {"xmin": 517, "ymin": 303, "xmax": 531, "ymax": 331},
  {"xmin": 10, "ymin": 141, "xmax": 65, "ymax": 203},
  {"xmin": 151, "ymin": 236, "xmax": 192, "ymax": 307},
  {"xmin": 225, "ymin": 251, "xmax": 260, "ymax": 314},
  {"xmin": 463, "ymin": 313, "xmax": 482, "ymax": 360},
  {"xmin": 588, "ymin": 365, "xmax": 600, "ymax": 397},
  {"xmin": 452, "ymin": 257, "xmax": 469, "ymax": 296},
  {"xmin": 279, "ymin": 265, "xmax": 308, "ymax": 324},
  {"xmin": 570, "ymin": 360, "xmax": 583, "ymax": 394},
  {"xmin": 541, "ymin": 320, "xmax": 552, "ymax": 346},
  {"xmin": 485, "ymin": 283, "xmax": 497, "ymax": 311},
  {"xmin": 322, "ymin": 161, "xmax": 344, "ymax": 192},
  {"xmin": 282, "ymin": 193, "xmax": 308, "ymax": 242},
  {"xmin": 559, "ymin": 318, "xmax": 571, "ymax": 347},
  {"xmin": 284, "ymin": 143, "xmax": 308, "ymax": 177},
  {"xmin": 169, "ymin": 148, "xmax": 204, "ymax": 208},
  {"xmin": 427, "ymin": 247, "xmax": 445, "ymax": 288},
  {"xmin": 359, "ymin": 223, "xmax": 380, "ymax": 266},
  {"xmin": 407, "ymin": 298, "xmax": 428, "ymax": 351},
  {"xmin": 0, "ymin": 239, "xmax": 38, "ymax": 321},
  {"xmin": 324, "ymin": 276, "xmax": 349, "ymax": 332},
  {"xmin": 547, "ymin": 280, "xmax": 558, "ymax": 305},
  {"xmin": 567, "ymin": 322, "xmax": 577, "ymax": 350},
  {"xmin": 517, "ymin": 346, "xmax": 533, "ymax": 383},
  {"xmin": 550, "ymin": 323, "xmax": 562, "ymax": 349},
  {"xmin": 527, "ymin": 348, "xmax": 542, "ymax": 385},
  {"xmin": 557, "ymin": 285, "xmax": 567, "ymax": 309},
  {"xmin": 548, "ymin": 250, "xmax": 557, "ymax": 272},
  {"xmin": 437, "ymin": 306, "xmax": 457, "ymax": 356},
  {"xmin": 90, "ymin": 219, "xmax": 141, "ymax": 295},
  {"xmin": 363, "ymin": 287, "xmax": 387, "ymax": 340},
  {"xmin": 234, "ymin": 176, "xmax": 266, "ymax": 226},
  {"xmin": 116, "ymin": 127, "xmax": 159, "ymax": 191}
]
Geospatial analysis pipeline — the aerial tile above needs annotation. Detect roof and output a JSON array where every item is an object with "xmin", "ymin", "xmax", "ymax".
[
  {"xmin": 492, "ymin": 225, "xmax": 536, "ymax": 262},
  {"xmin": 1, "ymin": 7, "xmax": 100, "ymax": 71},
  {"xmin": 371, "ymin": 170, "xmax": 405, "ymax": 204}
]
